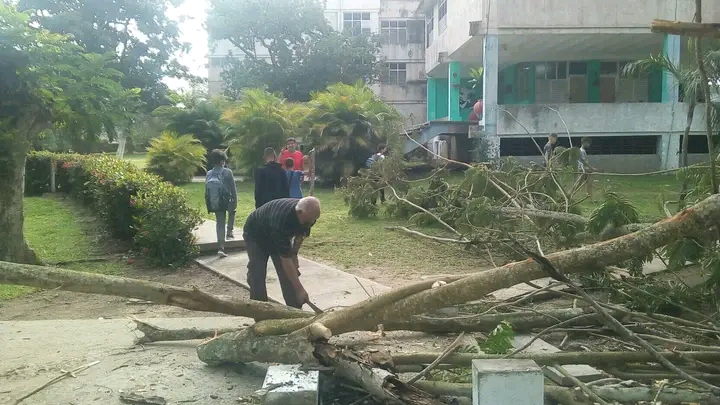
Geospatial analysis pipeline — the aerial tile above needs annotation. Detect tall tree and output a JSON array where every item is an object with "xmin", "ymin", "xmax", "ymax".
[
  {"xmin": 18, "ymin": 0, "xmax": 190, "ymax": 111},
  {"xmin": 0, "ymin": 4, "xmax": 138, "ymax": 264},
  {"xmin": 207, "ymin": 0, "xmax": 380, "ymax": 101}
]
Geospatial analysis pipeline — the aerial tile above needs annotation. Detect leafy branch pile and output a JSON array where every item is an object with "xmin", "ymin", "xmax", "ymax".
[{"xmin": 5, "ymin": 194, "xmax": 720, "ymax": 404}]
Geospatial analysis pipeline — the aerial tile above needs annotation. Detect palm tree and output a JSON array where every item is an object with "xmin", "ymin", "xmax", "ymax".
[
  {"xmin": 304, "ymin": 82, "xmax": 403, "ymax": 185},
  {"xmin": 146, "ymin": 131, "xmax": 207, "ymax": 184},
  {"xmin": 222, "ymin": 88, "xmax": 310, "ymax": 175},
  {"xmin": 623, "ymin": 44, "xmax": 720, "ymax": 204}
]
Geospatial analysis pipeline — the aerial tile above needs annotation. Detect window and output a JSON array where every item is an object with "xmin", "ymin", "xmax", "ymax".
[
  {"xmin": 407, "ymin": 20, "xmax": 425, "ymax": 43},
  {"xmin": 343, "ymin": 12, "xmax": 372, "ymax": 36},
  {"xmin": 381, "ymin": 20, "xmax": 407, "ymax": 44},
  {"xmin": 438, "ymin": 0, "xmax": 448, "ymax": 32},
  {"xmin": 425, "ymin": 4, "xmax": 435, "ymax": 47},
  {"xmin": 385, "ymin": 63, "xmax": 407, "ymax": 84},
  {"xmin": 425, "ymin": 17, "xmax": 435, "ymax": 47},
  {"xmin": 500, "ymin": 136, "xmax": 657, "ymax": 157}
]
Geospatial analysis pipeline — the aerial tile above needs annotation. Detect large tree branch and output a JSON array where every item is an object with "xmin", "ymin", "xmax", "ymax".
[
  {"xmin": 0, "ymin": 261, "xmax": 308, "ymax": 321},
  {"xmin": 651, "ymin": 19, "xmax": 720, "ymax": 38},
  {"xmin": 330, "ymin": 194, "xmax": 720, "ymax": 334}
]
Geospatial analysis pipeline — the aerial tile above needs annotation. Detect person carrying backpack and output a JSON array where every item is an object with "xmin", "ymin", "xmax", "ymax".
[
  {"xmin": 366, "ymin": 143, "xmax": 387, "ymax": 203},
  {"xmin": 205, "ymin": 149, "xmax": 237, "ymax": 258},
  {"xmin": 366, "ymin": 143, "xmax": 387, "ymax": 169}
]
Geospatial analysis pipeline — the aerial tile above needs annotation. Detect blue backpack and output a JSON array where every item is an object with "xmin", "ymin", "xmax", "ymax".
[
  {"xmin": 366, "ymin": 153, "xmax": 382, "ymax": 168},
  {"xmin": 205, "ymin": 169, "xmax": 230, "ymax": 213}
]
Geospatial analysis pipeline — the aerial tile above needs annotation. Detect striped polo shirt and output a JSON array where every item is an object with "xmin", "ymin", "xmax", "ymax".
[{"xmin": 243, "ymin": 198, "xmax": 312, "ymax": 256}]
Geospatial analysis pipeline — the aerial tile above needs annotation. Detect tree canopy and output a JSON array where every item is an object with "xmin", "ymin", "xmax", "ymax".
[
  {"xmin": 207, "ymin": 0, "xmax": 381, "ymax": 101},
  {"xmin": 18, "ymin": 0, "xmax": 190, "ymax": 111}
]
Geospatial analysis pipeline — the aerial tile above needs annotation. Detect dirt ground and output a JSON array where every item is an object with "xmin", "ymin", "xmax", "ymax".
[{"xmin": 0, "ymin": 264, "xmax": 250, "ymax": 321}]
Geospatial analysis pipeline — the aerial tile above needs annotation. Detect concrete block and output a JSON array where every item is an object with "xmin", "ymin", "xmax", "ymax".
[
  {"xmin": 260, "ymin": 364, "xmax": 319, "ymax": 405},
  {"xmin": 513, "ymin": 335, "xmax": 603, "ymax": 385},
  {"xmin": 472, "ymin": 359, "xmax": 544, "ymax": 405}
]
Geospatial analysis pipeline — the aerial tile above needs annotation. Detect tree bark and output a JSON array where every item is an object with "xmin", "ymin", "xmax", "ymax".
[
  {"xmin": 390, "ymin": 350, "xmax": 720, "ymax": 369},
  {"xmin": 0, "ymin": 136, "xmax": 39, "ymax": 264},
  {"xmin": 694, "ymin": 0, "xmax": 719, "ymax": 194},
  {"xmin": 680, "ymin": 99, "xmax": 697, "ymax": 207},
  {"xmin": 651, "ymin": 19, "xmax": 720, "ymax": 38},
  {"xmin": 415, "ymin": 381, "xmax": 720, "ymax": 405},
  {"xmin": 339, "ymin": 195, "xmax": 720, "ymax": 334},
  {"xmin": 133, "ymin": 308, "xmax": 616, "ymax": 343},
  {"xmin": 314, "ymin": 343, "xmax": 444, "ymax": 405},
  {"xmin": 0, "ymin": 261, "xmax": 308, "ymax": 321}
]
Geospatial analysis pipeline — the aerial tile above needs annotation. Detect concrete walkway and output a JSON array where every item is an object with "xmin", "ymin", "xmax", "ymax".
[{"xmin": 193, "ymin": 219, "xmax": 390, "ymax": 311}]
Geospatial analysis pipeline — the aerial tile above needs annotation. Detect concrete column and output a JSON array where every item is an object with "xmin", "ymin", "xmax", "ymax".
[
  {"xmin": 478, "ymin": 34, "xmax": 500, "ymax": 162},
  {"xmin": 427, "ymin": 78, "xmax": 438, "ymax": 121},
  {"xmin": 472, "ymin": 359, "xmax": 544, "ymax": 405},
  {"xmin": 448, "ymin": 61, "xmax": 461, "ymax": 121},
  {"xmin": 660, "ymin": 34, "xmax": 681, "ymax": 170}
]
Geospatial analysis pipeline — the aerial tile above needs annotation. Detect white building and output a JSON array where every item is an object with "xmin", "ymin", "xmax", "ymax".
[
  {"xmin": 207, "ymin": 0, "xmax": 427, "ymax": 126},
  {"xmin": 408, "ymin": 0, "xmax": 720, "ymax": 172}
]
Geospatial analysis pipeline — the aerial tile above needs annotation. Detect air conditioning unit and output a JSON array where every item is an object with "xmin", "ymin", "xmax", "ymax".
[{"xmin": 469, "ymin": 21, "xmax": 482, "ymax": 36}]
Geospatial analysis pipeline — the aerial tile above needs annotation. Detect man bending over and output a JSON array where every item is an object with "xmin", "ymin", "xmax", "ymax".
[{"xmin": 242, "ymin": 197, "xmax": 321, "ymax": 308}]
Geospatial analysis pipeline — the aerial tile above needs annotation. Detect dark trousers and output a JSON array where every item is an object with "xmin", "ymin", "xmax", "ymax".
[{"xmin": 243, "ymin": 237, "xmax": 302, "ymax": 308}]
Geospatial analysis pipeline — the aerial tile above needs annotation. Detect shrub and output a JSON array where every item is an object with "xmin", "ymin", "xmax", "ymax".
[
  {"xmin": 146, "ymin": 131, "xmax": 207, "ymax": 184},
  {"xmin": 25, "ymin": 151, "xmax": 202, "ymax": 267}
]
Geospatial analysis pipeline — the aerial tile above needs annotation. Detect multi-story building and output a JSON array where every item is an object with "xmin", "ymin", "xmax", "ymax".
[
  {"xmin": 408, "ymin": 0, "xmax": 720, "ymax": 172},
  {"xmin": 207, "ymin": 0, "xmax": 427, "ymax": 127}
]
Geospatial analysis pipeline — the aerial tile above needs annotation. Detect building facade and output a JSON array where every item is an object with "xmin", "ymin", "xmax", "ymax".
[
  {"xmin": 207, "ymin": 0, "xmax": 427, "ymax": 126},
  {"xmin": 410, "ymin": 0, "xmax": 720, "ymax": 172}
]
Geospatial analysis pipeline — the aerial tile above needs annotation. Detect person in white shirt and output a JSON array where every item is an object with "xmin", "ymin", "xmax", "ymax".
[{"xmin": 575, "ymin": 137, "xmax": 597, "ymax": 200}]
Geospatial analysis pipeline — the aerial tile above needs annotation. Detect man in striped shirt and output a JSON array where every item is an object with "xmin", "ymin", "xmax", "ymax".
[{"xmin": 243, "ymin": 196, "xmax": 321, "ymax": 308}]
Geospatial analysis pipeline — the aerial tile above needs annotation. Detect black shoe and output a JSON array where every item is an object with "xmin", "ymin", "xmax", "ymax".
[{"xmin": 227, "ymin": 231, "xmax": 234, "ymax": 239}]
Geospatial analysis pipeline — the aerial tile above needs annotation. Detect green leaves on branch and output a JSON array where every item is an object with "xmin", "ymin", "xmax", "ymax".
[
  {"xmin": 587, "ymin": 192, "xmax": 639, "ymax": 236},
  {"xmin": 208, "ymin": 0, "xmax": 381, "ymax": 101},
  {"xmin": 0, "ymin": 3, "xmax": 139, "ymax": 141}
]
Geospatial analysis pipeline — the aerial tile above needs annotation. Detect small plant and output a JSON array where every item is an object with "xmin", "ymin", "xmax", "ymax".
[
  {"xmin": 146, "ymin": 131, "xmax": 207, "ymax": 184},
  {"xmin": 587, "ymin": 192, "xmax": 639, "ymax": 236},
  {"xmin": 479, "ymin": 321, "xmax": 515, "ymax": 355}
]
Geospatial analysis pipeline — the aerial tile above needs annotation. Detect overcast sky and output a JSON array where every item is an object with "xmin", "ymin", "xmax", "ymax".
[{"xmin": 164, "ymin": 0, "xmax": 209, "ymax": 91}]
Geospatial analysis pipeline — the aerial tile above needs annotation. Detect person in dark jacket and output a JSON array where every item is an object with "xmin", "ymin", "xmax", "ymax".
[{"xmin": 254, "ymin": 147, "xmax": 289, "ymax": 208}]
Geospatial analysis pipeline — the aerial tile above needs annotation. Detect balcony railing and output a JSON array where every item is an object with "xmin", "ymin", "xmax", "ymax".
[{"xmin": 496, "ymin": 103, "xmax": 707, "ymax": 136}]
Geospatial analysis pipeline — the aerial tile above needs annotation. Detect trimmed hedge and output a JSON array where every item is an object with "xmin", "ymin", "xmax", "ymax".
[{"xmin": 25, "ymin": 151, "xmax": 203, "ymax": 267}]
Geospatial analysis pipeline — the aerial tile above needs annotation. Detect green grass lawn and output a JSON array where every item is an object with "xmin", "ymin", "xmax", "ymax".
[
  {"xmin": 124, "ymin": 153, "xmax": 148, "ymax": 169},
  {"xmin": 0, "ymin": 197, "xmax": 131, "ymax": 300},
  {"xmin": 180, "ymin": 173, "xmax": 682, "ymax": 276},
  {"xmin": 181, "ymin": 182, "xmax": 487, "ymax": 276}
]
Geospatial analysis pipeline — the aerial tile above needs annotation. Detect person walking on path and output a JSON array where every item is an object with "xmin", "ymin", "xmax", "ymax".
[
  {"xmin": 254, "ymin": 147, "xmax": 289, "ymax": 209},
  {"xmin": 242, "ymin": 197, "xmax": 321, "ymax": 309},
  {"xmin": 543, "ymin": 133, "xmax": 558, "ymax": 168},
  {"xmin": 284, "ymin": 158, "xmax": 304, "ymax": 198},
  {"xmin": 204, "ymin": 149, "xmax": 237, "ymax": 258},
  {"xmin": 280, "ymin": 137, "xmax": 304, "ymax": 172},
  {"xmin": 366, "ymin": 143, "xmax": 387, "ymax": 203},
  {"xmin": 574, "ymin": 137, "xmax": 597, "ymax": 200}
]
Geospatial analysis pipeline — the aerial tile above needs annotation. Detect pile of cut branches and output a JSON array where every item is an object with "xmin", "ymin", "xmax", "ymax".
[{"xmin": 3, "ymin": 193, "xmax": 720, "ymax": 404}]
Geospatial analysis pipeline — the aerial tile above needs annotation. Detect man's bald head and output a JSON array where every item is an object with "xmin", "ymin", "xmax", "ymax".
[{"xmin": 296, "ymin": 196, "xmax": 321, "ymax": 226}]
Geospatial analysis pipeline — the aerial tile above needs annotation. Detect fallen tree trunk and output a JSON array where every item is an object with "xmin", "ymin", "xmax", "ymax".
[
  {"xmin": 414, "ymin": 381, "xmax": 720, "ymax": 404},
  {"xmin": 134, "ymin": 308, "xmax": 615, "ymax": 343},
  {"xmin": 390, "ymin": 350, "xmax": 720, "ymax": 369},
  {"xmin": 195, "ymin": 195, "xmax": 720, "ymax": 365},
  {"xmin": 325, "ymin": 195, "xmax": 720, "ymax": 335},
  {"xmin": 314, "ymin": 343, "xmax": 444, "ymax": 405},
  {"xmin": 651, "ymin": 19, "xmax": 720, "ymax": 38},
  {"xmin": 0, "ymin": 261, "xmax": 308, "ymax": 321}
]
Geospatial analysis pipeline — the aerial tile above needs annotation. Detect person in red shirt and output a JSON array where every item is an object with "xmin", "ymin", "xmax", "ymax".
[{"xmin": 279, "ymin": 137, "xmax": 304, "ymax": 172}]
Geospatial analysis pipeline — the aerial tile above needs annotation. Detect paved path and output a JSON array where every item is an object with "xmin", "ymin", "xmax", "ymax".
[
  {"xmin": 0, "ymin": 317, "xmax": 263, "ymax": 405},
  {"xmin": 193, "ymin": 219, "xmax": 245, "ymax": 253},
  {"xmin": 194, "ymin": 219, "xmax": 389, "ymax": 311}
]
